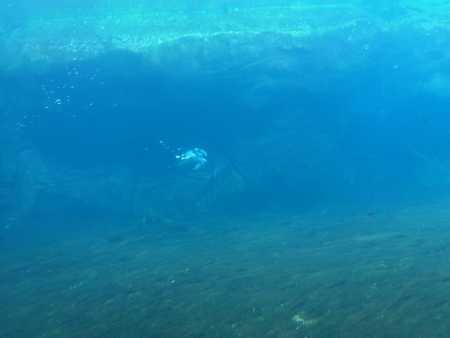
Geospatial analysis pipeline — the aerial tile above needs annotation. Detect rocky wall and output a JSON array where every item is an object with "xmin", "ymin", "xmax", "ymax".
[{"xmin": 0, "ymin": 4, "xmax": 449, "ymax": 229}]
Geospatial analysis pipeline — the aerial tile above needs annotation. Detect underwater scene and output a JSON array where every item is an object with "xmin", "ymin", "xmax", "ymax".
[{"xmin": 0, "ymin": 1, "xmax": 449, "ymax": 337}]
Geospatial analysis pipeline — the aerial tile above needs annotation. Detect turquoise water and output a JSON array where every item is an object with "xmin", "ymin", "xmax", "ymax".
[{"xmin": 0, "ymin": 1, "xmax": 449, "ymax": 337}]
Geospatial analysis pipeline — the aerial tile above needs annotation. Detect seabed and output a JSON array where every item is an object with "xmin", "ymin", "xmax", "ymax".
[{"xmin": 1, "ymin": 201, "xmax": 448, "ymax": 338}]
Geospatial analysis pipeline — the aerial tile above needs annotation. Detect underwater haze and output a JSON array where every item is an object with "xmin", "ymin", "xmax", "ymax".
[{"xmin": 0, "ymin": 1, "xmax": 449, "ymax": 338}]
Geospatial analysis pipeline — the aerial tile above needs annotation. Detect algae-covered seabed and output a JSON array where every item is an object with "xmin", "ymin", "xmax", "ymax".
[{"xmin": 1, "ymin": 201, "xmax": 449, "ymax": 338}]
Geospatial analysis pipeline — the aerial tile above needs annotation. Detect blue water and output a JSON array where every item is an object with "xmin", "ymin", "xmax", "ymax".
[{"xmin": 0, "ymin": 1, "xmax": 449, "ymax": 337}]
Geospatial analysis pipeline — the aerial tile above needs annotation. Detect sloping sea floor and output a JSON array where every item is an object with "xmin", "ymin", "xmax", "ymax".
[{"xmin": 1, "ymin": 201, "xmax": 449, "ymax": 338}]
